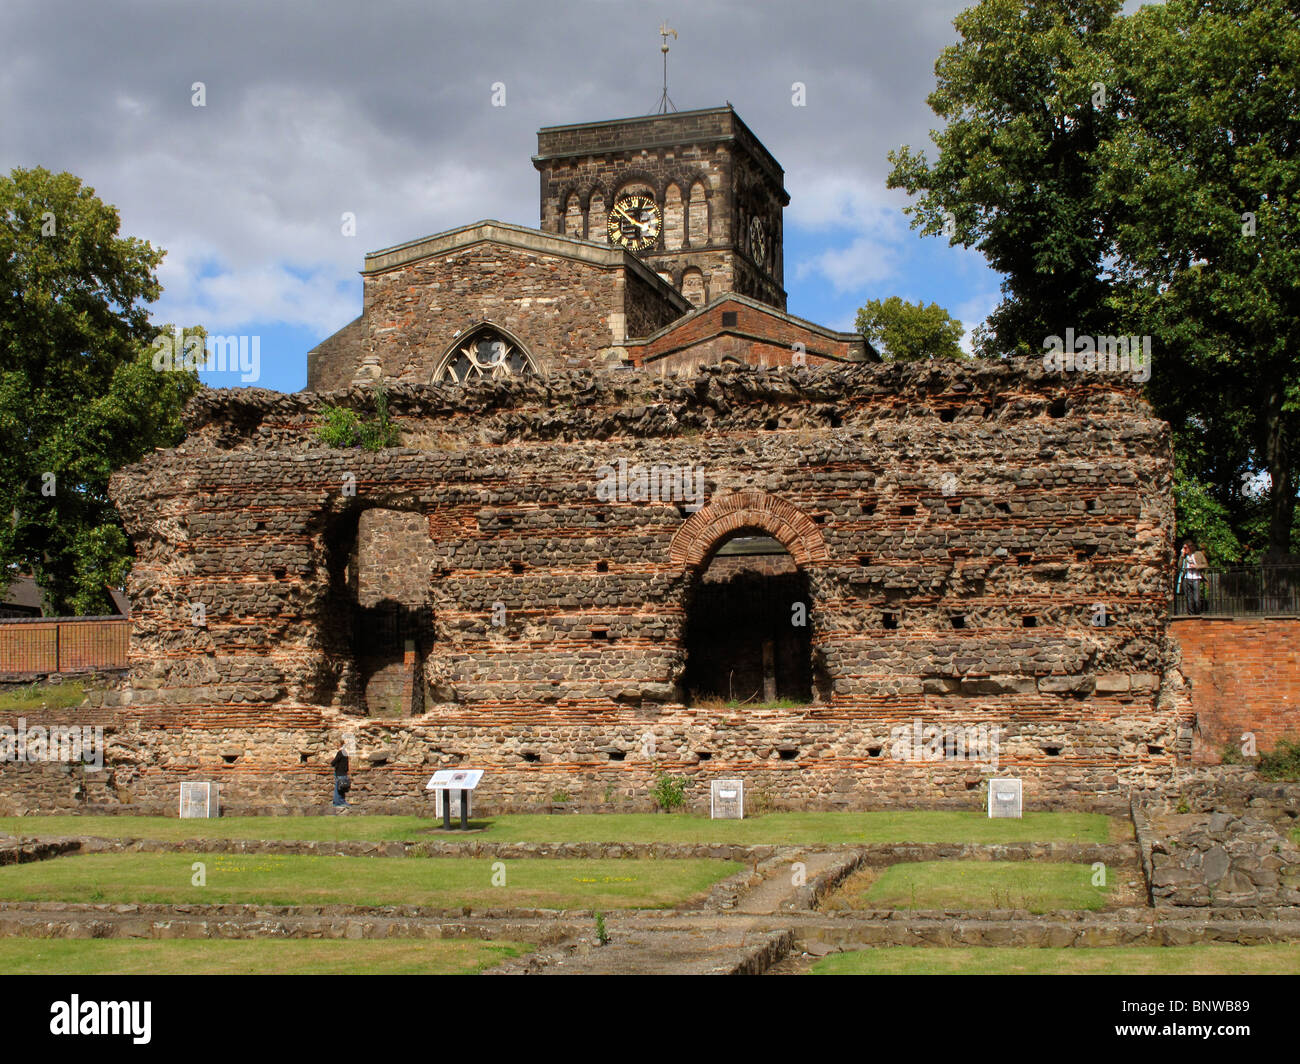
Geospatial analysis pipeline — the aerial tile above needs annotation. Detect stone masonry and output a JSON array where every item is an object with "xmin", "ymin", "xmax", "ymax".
[{"xmin": 17, "ymin": 359, "xmax": 1191, "ymax": 814}]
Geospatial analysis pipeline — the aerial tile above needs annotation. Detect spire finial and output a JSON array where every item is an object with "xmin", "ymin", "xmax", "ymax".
[{"xmin": 654, "ymin": 22, "xmax": 678, "ymax": 114}]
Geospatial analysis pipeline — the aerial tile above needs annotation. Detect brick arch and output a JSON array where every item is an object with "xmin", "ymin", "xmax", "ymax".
[{"xmin": 669, "ymin": 491, "xmax": 830, "ymax": 571}]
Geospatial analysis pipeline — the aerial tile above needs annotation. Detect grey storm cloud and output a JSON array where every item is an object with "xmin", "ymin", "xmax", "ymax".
[{"xmin": 0, "ymin": 0, "xmax": 975, "ymax": 335}]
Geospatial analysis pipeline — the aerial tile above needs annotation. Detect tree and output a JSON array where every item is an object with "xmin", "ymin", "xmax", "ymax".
[
  {"xmin": 855, "ymin": 297, "xmax": 965, "ymax": 361},
  {"xmin": 888, "ymin": 0, "xmax": 1300, "ymax": 559},
  {"xmin": 1100, "ymin": 0, "xmax": 1300, "ymax": 560},
  {"xmin": 0, "ymin": 167, "xmax": 201, "ymax": 614},
  {"xmin": 887, "ymin": 0, "xmax": 1124, "ymax": 359}
]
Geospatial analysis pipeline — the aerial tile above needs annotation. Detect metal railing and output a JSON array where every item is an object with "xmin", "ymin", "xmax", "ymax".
[{"xmin": 1173, "ymin": 563, "xmax": 1300, "ymax": 617}]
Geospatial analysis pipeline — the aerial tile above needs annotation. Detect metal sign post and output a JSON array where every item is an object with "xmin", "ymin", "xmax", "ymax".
[{"xmin": 426, "ymin": 769, "xmax": 484, "ymax": 829}]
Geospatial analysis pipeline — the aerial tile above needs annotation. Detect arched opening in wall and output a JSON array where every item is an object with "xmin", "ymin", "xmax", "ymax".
[
  {"xmin": 682, "ymin": 533, "xmax": 812, "ymax": 706},
  {"xmin": 663, "ymin": 183, "xmax": 684, "ymax": 249},
  {"xmin": 680, "ymin": 268, "xmax": 706, "ymax": 307},
  {"xmin": 587, "ymin": 191, "xmax": 607, "ymax": 243},
  {"xmin": 688, "ymin": 181, "xmax": 709, "ymax": 246},
  {"xmin": 564, "ymin": 193, "xmax": 584, "ymax": 238},
  {"xmin": 314, "ymin": 506, "xmax": 435, "ymax": 716}
]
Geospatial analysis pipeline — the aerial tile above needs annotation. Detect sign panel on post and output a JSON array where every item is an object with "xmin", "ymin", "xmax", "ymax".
[
  {"xmin": 710, "ymin": 779, "xmax": 744, "ymax": 819},
  {"xmin": 426, "ymin": 769, "xmax": 484, "ymax": 826},
  {"xmin": 179, "ymin": 782, "xmax": 219, "ymax": 818},
  {"xmin": 987, "ymin": 777, "xmax": 1022, "ymax": 818}
]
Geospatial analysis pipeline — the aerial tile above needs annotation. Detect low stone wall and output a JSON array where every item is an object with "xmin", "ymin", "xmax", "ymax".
[{"xmin": 1149, "ymin": 812, "xmax": 1300, "ymax": 908}]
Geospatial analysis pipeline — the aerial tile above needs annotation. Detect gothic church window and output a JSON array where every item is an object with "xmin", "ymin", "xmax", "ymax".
[{"xmin": 435, "ymin": 329, "xmax": 535, "ymax": 384}]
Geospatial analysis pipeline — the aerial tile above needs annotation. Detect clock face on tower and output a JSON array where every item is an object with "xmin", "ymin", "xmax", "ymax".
[
  {"xmin": 749, "ymin": 216, "xmax": 768, "ymax": 266},
  {"xmin": 607, "ymin": 193, "xmax": 662, "ymax": 251}
]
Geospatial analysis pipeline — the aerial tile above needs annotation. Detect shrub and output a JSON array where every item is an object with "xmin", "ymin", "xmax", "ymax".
[
  {"xmin": 594, "ymin": 911, "xmax": 609, "ymax": 946},
  {"xmin": 651, "ymin": 773, "xmax": 687, "ymax": 812},
  {"xmin": 1258, "ymin": 738, "xmax": 1300, "ymax": 781},
  {"xmin": 315, "ymin": 387, "xmax": 400, "ymax": 451}
]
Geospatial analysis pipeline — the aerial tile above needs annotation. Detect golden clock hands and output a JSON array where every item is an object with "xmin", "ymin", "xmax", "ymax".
[{"xmin": 615, "ymin": 205, "xmax": 647, "ymax": 229}]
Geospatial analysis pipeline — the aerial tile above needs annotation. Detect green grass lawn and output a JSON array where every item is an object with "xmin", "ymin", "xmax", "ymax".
[
  {"xmin": 829, "ymin": 860, "xmax": 1111, "ymax": 912},
  {"xmin": 0, "ymin": 937, "xmax": 530, "ymax": 975},
  {"xmin": 0, "ymin": 810, "xmax": 1120, "ymax": 845},
  {"xmin": 0, "ymin": 852, "xmax": 738, "ymax": 909},
  {"xmin": 0, "ymin": 680, "xmax": 86, "ymax": 712},
  {"xmin": 811, "ymin": 943, "xmax": 1300, "ymax": 975}
]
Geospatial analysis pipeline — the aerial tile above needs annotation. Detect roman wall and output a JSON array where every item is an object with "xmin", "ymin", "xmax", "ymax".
[{"xmin": 0, "ymin": 362, "xmax": 1187, "ymax": 814}]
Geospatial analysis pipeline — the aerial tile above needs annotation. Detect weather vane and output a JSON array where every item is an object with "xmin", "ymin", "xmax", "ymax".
[{"xmin": 654, "ymin": 22, "xmax": 678, "ymax": 115}]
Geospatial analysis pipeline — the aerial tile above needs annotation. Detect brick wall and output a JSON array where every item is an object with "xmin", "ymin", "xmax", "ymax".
[
  {"xmin": 0, "ymin": 618, "xmax": 128, "ymax": 675},
  {"xmin": 0, "ymin": 362, "xmax": 1183, "ymax": 813},
  {"xmin": 1171, "ymin": 617, "xmax": 1300, "ymax": 760}
]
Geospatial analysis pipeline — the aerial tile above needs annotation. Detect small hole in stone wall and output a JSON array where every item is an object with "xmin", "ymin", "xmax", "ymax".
[
  {"xmin": 521, "ymin": 751, "xmax": 540, "ymax": 763},
  {"xmin": 858, "ymin": 554, "xmax": 871, "ymax": 566},
  {"xmin": 370, "ymin": 757, "xmax": 388, "ymax": 767},
  {"xmin": 608, "ymin": 750, "xmax": 626, "ymax": 761},
  {"xmin": 764, "ymin": 418, "xmax": 779, "ymax": 431},
  {"xmin": 591, "ymin": 629, "xmax": 608, "ymax": 640},
  {"xmin": 1085, "ymin": 498, "xmax": 1098, "ymax": 512},
  {"xmin": 272, "ymin": 567, "xmax": 286, "ymax": 580},
  {"xmin": 947, "ymin": 500, "xmax": 962, "ymax": 513},
  {"xmin": 829, "ymin": 413, "xmax": 842, "ymax": 428},
  {"xmin": 862, "ymin": 502, "xmax": 876, "ymax": 515},
  {"xmin": 299, "ymin": 753, "xmax": 308, "ymax": 764},
  {"xmin": 939, "ymin": 408, "xmax": 957, "ymax": 423},
  {"xmin": 222, "ymin": 754, "xmax": 239, "ymax": 764},
  {"xmin": 696, "ymin": 751, "xmax": 712, "ymax": 761},
  {"xmin": 595, "ymin": 511, "xmax": 608, "ymax": 523},
  {"xmin": 995, "ymin": 502, "xmax": 1011, "ymax": 514},
  {"xmin": 510, "ymin": 561, "xmax": 525, "ymax": 574},
  {"xmin": 778, "ymin": 748, "xmax": 798, "ymax": 760},
  {"xmin": 1042, "ymin": 746, "xmax": 1062, "ymax": 757},
  {"xmin": 1022, "ymin": 616, "xmax": 1038, "ymax": 628},
  {"xmin": 596, "ymin": 561, "xmax": 608, "ymax": 572},
  {"xmin": 1048, "ymin": 398, "xmax": 1068, "ymax": 418},
  {"xmin": 812, "ymin": 513, "xmax": 826, "ymax": 524},
  {"xmin": 867, "ymin": 746, "xmax": 882, "ymax": 758},
  {"xmin": 899, "ymin": 504, "xmax": 917, "ymax": 516},
  {"xmin": 1016, "ymin": 553, "xmax": 1033, "ymax": 566},
  {"xmin": 1147, "ymin": 745, "xmax": 1164, "ymax": 756},
  {"xmin": 499, "ymin": 515, "xmax": 514, "ymax": 526},
  {"xmin": 965, "ymin": 779, "xmax": 980, "ymax": 790},
  {"xmin": 255, "ymin": 521, "xmax": 266, "ymax": 531},
  {"xmin": 882, "ymin": 612, "xmax": 898, "ymax": 630},
  {"xmin": 950, "ymin": 614, "xmax": 967, "ymax": 629}
]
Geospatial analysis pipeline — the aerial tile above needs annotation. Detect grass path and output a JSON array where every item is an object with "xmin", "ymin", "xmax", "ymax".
[
  {"xmin": 0, "ymin": 810, "xmax": 1122, "ymax": 845},
  {"xmin": 812, "ymin": 943, "xmax": 1300, "ymax": 975},
  {"xmin": 0, "ymin": 937, "xmax": 529, "ymax": 975},
  {"xmin": 0, "ymin": 852, "xmax": 738, "ymax": 909}
]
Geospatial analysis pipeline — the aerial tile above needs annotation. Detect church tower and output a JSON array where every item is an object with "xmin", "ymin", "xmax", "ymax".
[{"xmin": 533, "ymin": 105, "xmax": 789, "ymax": 310}]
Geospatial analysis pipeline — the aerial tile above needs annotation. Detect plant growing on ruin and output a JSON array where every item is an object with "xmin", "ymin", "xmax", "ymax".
[
  {"xmin": 651, "ymin": 773, "xmax": 687, "ymax": 813},
  {"xmin": 1258, "ymin": 738, "xmax": 1300, "ymax": 782},
  {"xmin": 315, "ymin": 387, "xmax": 401, "ymax": 451},
  {"xmin": 594, "ymin": 910, "xmax": 609, "ymax": 946}
]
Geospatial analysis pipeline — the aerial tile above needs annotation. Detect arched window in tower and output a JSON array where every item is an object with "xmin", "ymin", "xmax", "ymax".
[
  {"xmin": 564, "ymin": 193, "xmax": 584, "ymax": 238},
  {"xmin": 587, "ymin": 191, "xmax": 607, "ymax": 243},
  {"xmin": 681, "ymin": 267, "xmax": 706, "ymax": 307},
  {"xmin": 688, "ymin": 181, "xmax": 709, "ymax": 246},
  {"xmin": 434, "ymin": 328, "xmax": 536, "ymax": 384},
  {"xmin": 663, "ymin": 184, "xmax": 684, "ymax": 250}
]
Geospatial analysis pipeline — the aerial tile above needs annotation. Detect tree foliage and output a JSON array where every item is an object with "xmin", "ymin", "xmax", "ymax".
[
  {"xmin": 0, "ymin": 167, "xmax": 200, "ymax": 614},
  {"xmin": 888, "ymin": 0, "xmax": 1300, "ymax": 558},
  {"xmin": 855, "ymin": 296, "xmax": 965, "ymax": 361}
]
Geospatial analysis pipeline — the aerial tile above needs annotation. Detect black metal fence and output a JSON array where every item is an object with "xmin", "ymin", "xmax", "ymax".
[{"xmin": 1174, "ymin": 564, "xmax": 1300, "ymax": 617}]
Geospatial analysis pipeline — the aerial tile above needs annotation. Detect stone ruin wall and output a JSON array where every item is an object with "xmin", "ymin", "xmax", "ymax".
[{"xmin": 1, "ymin": 362, "xmax": 1187, "ymax": 813}]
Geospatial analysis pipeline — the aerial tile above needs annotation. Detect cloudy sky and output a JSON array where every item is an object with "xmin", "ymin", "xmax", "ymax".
[{"xmin": 2, "ymin": 0, "xmax": 1014, "ymax": 392}]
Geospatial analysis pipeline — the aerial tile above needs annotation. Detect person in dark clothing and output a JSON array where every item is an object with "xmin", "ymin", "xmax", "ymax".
[{"xmin": 331, "ymin": 744, "xmax": 351, "ymax": 807}]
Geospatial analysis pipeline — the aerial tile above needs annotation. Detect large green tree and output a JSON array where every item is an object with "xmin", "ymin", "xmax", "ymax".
[
  {"xmin": 0, "ymin": 167, "xmax": 200, "ymax": 614},
  {"xmin": 888, "ymin": 0, "xmax": 1300, "ymax": 560},
  {"xmin": 855, "ymin": 296, "xmax": 965, "ymax": 360},
  {"xmin": 1101, "ymin": 0, "xmax": 1300, "ymax": 560},
  {"xmin": 887, "ymin": 0, "xmax": 1123, "ymax": 359}
]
